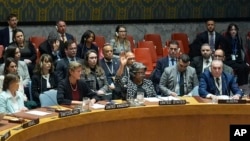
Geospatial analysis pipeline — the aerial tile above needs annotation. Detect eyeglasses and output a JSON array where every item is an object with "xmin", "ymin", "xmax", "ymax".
[
  {"xmin": 214, "ymin": 55, "xmax": 224, "ymax": 58},
  {"xmin": 169, "ymin": 48, "xmax": 178, "ymax": 51},
  {"xmin": 127, "ymin": 57, "xmax": 135, "ymax": 60},
  {"xmin": 119, "ymin": 31, "xmax": 127, "ymax": 33}
]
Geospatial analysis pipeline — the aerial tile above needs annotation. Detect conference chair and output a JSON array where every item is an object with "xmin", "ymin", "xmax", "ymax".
[
  {"xmin": 134, "ymin": 48, "xmax": 154, "ymax": 78},
  {"xmin": 0, "ymin": 45, "xmax": 4, "ymax": 59},
  {"xmin": 39, "ymin": 89, "xmax": 58, "ymax": 107},
  {"xmin": 29, "ymin": 36, "xmax": 46, "ymax": 63},
  {"xmin": 144, "ymin": 33, "xmax": 163, "ymax": 59},
  {"xmin": 137, "ymin": 41, "xmax": 157, "ymax": 68},
  {"xmin": 94, "ymin": 35, "xmax": 106, "ymax": 48},
  {"xmin": 127, "ymin": 34, "xmax": 136, "ymax": 51},
  {"xmin": 171, "ymin": 32, "xmax": 190, "ymax": 54}
]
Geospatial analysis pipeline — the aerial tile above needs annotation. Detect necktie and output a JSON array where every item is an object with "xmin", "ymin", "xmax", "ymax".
[
  {"xmin": 71, "ymin": 58, "xmax": 75, "ymax": 61},
  {"xmin": 171, "ymin": 58, "xmax": 175, "ymax": 66},
  {"xmin": 209, "ymin": 33, "xmax": 214, "ymax": 50},
  {"xmin": 179, "ymin": 72, "xmax": 184, "ymax": 96},
  {"xmin": 216, "ymin": 78, "xmax": 220, "ymax": 87},
  {"xmin": 206, "ymin": 60, "xmax": 209, "ymax": 65}
]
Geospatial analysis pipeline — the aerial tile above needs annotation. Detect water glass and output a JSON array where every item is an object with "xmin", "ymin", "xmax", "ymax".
[
  {"xmin": 82, "ymin": 97, "xmax": 90, "ymax": 111},
  {"xmin": 136, "ymin": 92, "xmax": 144, "ymax": 104},
  {"xmin": 211, "ymin": 96, "xmax": 218, "ymax": 104}
]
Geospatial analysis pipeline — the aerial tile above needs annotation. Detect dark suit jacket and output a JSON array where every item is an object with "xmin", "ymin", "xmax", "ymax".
[
  {"xmin": 199, "ymin": 70, "xmax": 242, "ymax": 98},
  {"xmin": 0, "ymin": 27, "xmax": 10, "ymax": 48},
  {"xmin": 99, "ymin": 58, "xmax": 120, "ymax": 85},
  {"xmin": 55, "ymin": 57, "xmax": 83, "ymax": 82},
  {"xmin": 65, "ymin": 33, "xmax": 75, "ymax": 41},
  {"xmin": 76, "ymin": 43, "xmax": 98, "ymax": 59},
  {"xmin": 150, "ymin": 56, "xmax": 169, "ymax": 84},
  {"xmin": 39, "ymin": 40, "xmax": 66, "ymax": 62},
  {"xmin": 31, "ymin": 72, "xmax": 58, "ymax": 104},
  {"xmin": 189, "ymin": 31, "xmax": 229, "ymax": 59},
  {"xmin": 190, "ymin": 56, "xmax": 204, "ymax": 79},
  {"xmin": 57, "ymin": 78, "xmax": 98, "ymax": 105}
]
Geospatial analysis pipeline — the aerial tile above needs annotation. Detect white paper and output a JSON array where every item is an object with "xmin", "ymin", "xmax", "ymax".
[
  {"xmin": 91, "ymin": 103, "xmax": 105, "ymax": 109},
  {"xmin": 158, "ymin": 96, "xmax": 180, "ymax": 101},
  {"xmin": 144, "ymin": 97, "xmax": 161, "ymax": 102},
  {"xmin": 25, "ymin": 110, "xmax": 51, "ymax": 116},
  {"xmin": 217, "ymin": 95, "xmax": 230, "ymax": 100}
]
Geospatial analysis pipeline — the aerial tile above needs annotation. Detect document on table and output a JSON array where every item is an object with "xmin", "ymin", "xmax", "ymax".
[
  {"xmin": 25, "ymin": 110, "xmax": 52, "ymax": 116},
  {"xmin": 144, "ymin": 97, "xmax": 161, "ymax": 102},
  {"xmin": 91, "ymin": 103, "xmax": 105, "ymax": 109},
  {"xmin": 158, "ymin": 96, "xmax": 180, "ymax": 101}
]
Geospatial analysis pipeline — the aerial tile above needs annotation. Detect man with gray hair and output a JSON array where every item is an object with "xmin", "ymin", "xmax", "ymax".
[
  {"xmin": 199, "ymin": 60, "xmax": 242, "ymax": 99},
  {"xmin": 159, "ymin": 54, "xmax": 198, "ymax": 96}
]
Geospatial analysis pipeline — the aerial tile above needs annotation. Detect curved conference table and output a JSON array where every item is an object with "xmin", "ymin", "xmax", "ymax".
[{"xmin": 1, "ymin": 97, "xmax": 250, "ymax": 141}]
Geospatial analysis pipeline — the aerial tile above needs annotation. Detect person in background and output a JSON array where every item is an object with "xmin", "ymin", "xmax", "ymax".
[
  {"xmin": 77, "ymin": 30, "xmax": 98, "ymax": 59},
  {"xmin": 115, "ymin": 51, "xmax": 135, "ymax": 78},
  {"xmin": 0, "ymin": 73, "xmax": 28, "ymax": 114},
  {"xmin": 199, "ymin": 60, "xmax": 242, "ymax": 99},
  {"xmin": 159, "ymin": 54, "xmax": 198, "ymax": 96},
  {"xmin": 56, "ymin": 20, "xmax": 75, "ymax": 43},
  {"xmin": 8, "ymin": 29, "xmax": 36, "ymax": 76},
  {"xmin": 39, "ymin": 31, "xmax": 65, "ymax": 63},
  {"xmin": 110, "ymin": 25, "xmax": 131, "ymax": 58},
  {"xmin": 150, "ymin": 40, "xmax": 179, "ymax": 94},
  {"xmin": 57, "ymin": 61, "xmax": 99, "ymax": 105},
  {"xmin": 224, "ymin": 23, "xmax": 249, "ymax": 86},
  {"xmin": 0, "ymin": 13, "xmax": 18, "ymax": 48},
  {"xmin": 115, "ymin": 62, "xmax": 156, "ymax": 100},
  {"xmin": 32, "ymin": 54, "xmax": 58, "ymax": 106}
]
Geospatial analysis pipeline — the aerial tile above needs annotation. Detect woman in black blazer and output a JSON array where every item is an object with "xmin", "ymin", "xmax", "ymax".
[
  {"xmin": 32, "ymin": 54, "xmax": 58, "ymax": 106},
  {"xmin": 57, "ymin": 61, "xmax": 98, "ymax": 105}
]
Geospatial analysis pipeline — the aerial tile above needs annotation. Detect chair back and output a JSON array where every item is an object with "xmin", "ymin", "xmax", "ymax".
[
  {"xmin": 144, "ymin": 34, "xmax": 163, "ymax": 58},
  {"xmin": 138, "ymin": 41, "xmax": 157, "ymax": 67},
  {"xmin": 171, "ymin": 33, "xmax": 189, "ymax": 54},
  {"xmin": 94, "ymin": 35, "xmax": 106, "ymax": 48},
  {"xmin": 39, "ymin": 89, "xmax": 58, "ymax": 107},
  {"xmin": 127, "ymin": 35, "xmax": 136, "ymax": 51}
]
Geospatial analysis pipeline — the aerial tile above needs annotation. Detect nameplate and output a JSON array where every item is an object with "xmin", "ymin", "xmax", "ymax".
[
  {"xmin": 58, "ymin": 109, "xmax": 80, "ymax": 118},
  {"xmin": 159, "ymin": 100, "xmax": 187, "ymax": 105},
  {"xmin": 218, "ymin": 99, "xmax": 247, "ymax": 104},
  {"xmin": 22, "ymin": 118, "xmax": 40, "ymax": 129},
  {"xmin": 0, "ymin": 130, "xmax": 11, "ymax": 141},
  {"xmin": 105, "ymin": 103, "xmax": 130, "ymax": 110}
]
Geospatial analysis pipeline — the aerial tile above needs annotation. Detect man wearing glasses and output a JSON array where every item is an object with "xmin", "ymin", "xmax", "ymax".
[
  {"xmin": 150, "ymin": 40, "xmax": 179, "ymax": 94},
  {"xmin": 159, "ymin": 54, "xmax": 198, "ymax": 97}
]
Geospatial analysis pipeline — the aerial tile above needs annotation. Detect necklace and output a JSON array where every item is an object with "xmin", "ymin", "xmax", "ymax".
[{"xmin": 70, "ymin": 83, "xmax": 77, "ymax": 91}]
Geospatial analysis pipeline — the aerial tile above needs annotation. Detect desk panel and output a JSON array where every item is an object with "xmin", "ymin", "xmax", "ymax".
[{"xmin": 3, "ymin": 104, "xmax": 250, "ymax": 141}]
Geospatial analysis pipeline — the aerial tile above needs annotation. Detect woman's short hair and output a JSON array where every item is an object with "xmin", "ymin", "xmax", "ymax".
[
  {"xmin": 4, "ymin": 57, "xmax": 17, "ymax": 75},
  {"xmin": 129, "ymin": 62, "xmax": 147, "ymax": 78},
  {"xmin": 84, "ymin": 50, "xmax": 98, "ymax": 66},
  {"xmin": 33, "ymin": 54, "xmax": 54, "ymax": 74},
  {"xmin": 68, "ymin": 61, "xmax": 82, "ymax": 76},
  {"xmin": 3, "ymin": 73, "xmax": 20, "ymax": 91}
]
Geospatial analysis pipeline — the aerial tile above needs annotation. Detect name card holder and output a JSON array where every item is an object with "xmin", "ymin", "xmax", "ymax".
[
  {"xmin": 105, "ymin": 103, "xmax": 130, "ymax": 110},
  {"xmin": 218, "ymin": 99, "xmax": 247, "ymax": 104},
  {"xmin": 159, "ymin": 100, "xmax": 187, "ymax": 105},
  {"xmin": 0, "ymin": 130, "xmax": 11, "ymax": 141},
  {"xmin": 58, "ymin": 109, "xmax": 80, "ymax": 118},
  {"xmin": 22, "ymin": 118, "xmax": 40, "ymax": 129}
]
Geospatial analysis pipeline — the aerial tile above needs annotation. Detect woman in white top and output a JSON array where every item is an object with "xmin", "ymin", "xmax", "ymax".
[{"xmin": 0, "ymin": 73, "xmax": 28, "ymax": 114}]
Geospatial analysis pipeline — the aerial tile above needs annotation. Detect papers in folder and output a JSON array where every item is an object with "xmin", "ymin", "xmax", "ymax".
[
  {"xmin": 25, "ymin": 110, "xmax": 52, "ymax": 116},
  {"xmin": 144, "ymin": 96, "xmax": 180, "ymax": 102}
]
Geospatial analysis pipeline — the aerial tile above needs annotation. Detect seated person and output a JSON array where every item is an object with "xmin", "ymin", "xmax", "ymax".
[
  {"xmin": 115, "ymin": 62, "xmax": 156, "ymax": 100},
  {"xmin": 159, "ymin": 54, "xmax": 199, "ymax": 96},
  {"xmin": 0, "ymin": 73, "xmax": 28, "ymax": 114},
  {"xmin": 57, "ymin": 62, "xmax": 99, "ymax": 105},
  {"xmin": 32, "ymin": 54, "xmax": 58, "ymax": 106},
  {"xmin": 81, "ymin": 50, "xmax": 109, "ymax": 99},
  {"xmin": 199, "ymin": 60, "xmax": 242, "ymax": 99},
  {"xmin": 115, "ymin": 51, "xmax": 135, "ymax": 78},
  {"xmin": 77, "ymin": 30, "xmax": 98, "ymax": 59}
]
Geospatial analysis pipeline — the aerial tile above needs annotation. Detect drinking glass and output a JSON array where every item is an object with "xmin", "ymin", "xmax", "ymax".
[
  {"xmin": 136, "ymin": 92, "xmax": 144, "ymax": 105},
  {"xmin": 82, "ymin": 97, "xmax": 90, "ymax": 111}
]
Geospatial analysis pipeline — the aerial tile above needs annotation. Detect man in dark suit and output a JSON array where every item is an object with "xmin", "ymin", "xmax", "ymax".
[
  {"xmin": 150, "ymin": 40, "xmax": 179, "ymax": 94},
  {"xmin": 189, "ymin": 19, "xmax": 229, "ymax": 59},
  {"xmin": 55, "ymin": 40, "xmax": 83, "ymax": 82},
  {"xmin": 199, "ymin": 60, "xmax": 242, "ymax": 99},
  {"xmin": 190, "ymin": 43, "xmax": 213, "ymax": 79},
  {"xmin": 99, "ymin": 43, "xmax": 120, "ymax": 91},
  {"xmin": 56, "ymin": 20, "xmax": 75, "ymax": 43},
  {"xmin": 39, "ymin": 31, "xmax": 66, "ymax": 63},
  {"xmin": 0, "ymin": 13, "xmax": 18, "ymax": 48}
]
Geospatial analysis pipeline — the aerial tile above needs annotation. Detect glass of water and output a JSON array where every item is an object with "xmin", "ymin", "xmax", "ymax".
[
  {"xmin": 136, "ymin": 92, "xmax": 144, "ymax": 105},
  {"xmin": 82, "ymin": 97, "xmax": 90, "ymax": 112}
]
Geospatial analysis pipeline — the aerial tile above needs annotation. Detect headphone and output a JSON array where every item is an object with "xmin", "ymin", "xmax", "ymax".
[
  {"xmin": 115, "ymin": 32, "xmax": 119, "ymax": 37},
  {"xmin": 40, "ymin": 62, "xmax": 43, "ymax": 68}
]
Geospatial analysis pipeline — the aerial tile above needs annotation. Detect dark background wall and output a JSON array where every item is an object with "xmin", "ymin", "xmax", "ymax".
[{"xmin": 0, "ymin": 0, "xmax": 249, "ymax": 24}]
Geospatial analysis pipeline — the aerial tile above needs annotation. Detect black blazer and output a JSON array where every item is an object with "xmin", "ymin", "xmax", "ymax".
[
  {"xmin": 189, "ymin": 31, "xmax": 229, "ymax": 59},
  {"xmin": 0, "ymin": 27, "xmax": 10, "ymax": 48},
  {"xmin": 39, "ymin": 40, "xmax": 66, "ymax": 62},
  {"xmin": 150, "ymin": 56, "xmax": 170, "ymax": 84},
  {"xmin": 76, "ymin": 43, "xmax": 98, "ymax": 59},
  {"xmin": 57, "ymin": 78, "xmax": 98, "ymax": 105},
  {"xmin": 99, "ymin": 58, "xmax": 120, "ymax": 85},
  {"xmin": 55, "ymin": 57, "xmax": 83, "ymax": 82},
  {"xmin": 190, "ymin": 56, "xmax": 204, "ymax": 79},
  {"xmin": 31, "ymin": 72, "xmax": 58, "ymax": 104}
]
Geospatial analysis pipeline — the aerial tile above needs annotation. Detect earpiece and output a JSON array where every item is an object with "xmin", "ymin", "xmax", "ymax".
[
  {"xmin": 84, "ymin": 38, "xmax": 86, "ymax": 41},
  {"xmin": 115, "ymin": 32, "xmax": 118, "ymax": 37},
  {"xmin": 40, "ymin": 62, "xmax": 43, "ymax": 68}
]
